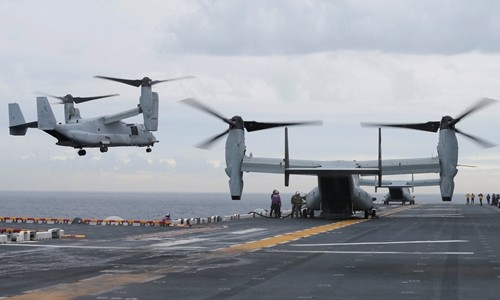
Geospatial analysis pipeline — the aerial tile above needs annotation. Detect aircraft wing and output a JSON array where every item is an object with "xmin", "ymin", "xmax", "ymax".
[
  {"xmin": 242, "ymin": 155, "xmax": 439, "ymax": 177},
  {"xmin": 102, "ymin": 107, "xmax": 141, "ymax": 124},
  {"xmin": 242, "ymin": 156, "xmax": 379, "ymax": 176},
  {"xmin": 242, "ymin": 156, "xmax": 321, "ymax": 174}
]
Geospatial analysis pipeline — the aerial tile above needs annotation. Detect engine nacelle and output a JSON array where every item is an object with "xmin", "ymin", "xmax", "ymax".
[
  {"xmin": 225, "ymin": 129, "xmax": 245, "ymax": 200},
  {"xmin": 437, "ymin": 129, "xmax": 458, "ymax": 201},
  {"xmin": 64, "ymin": 102, "xmax": 82, "ymax": 123},
  {"xmin": 140, "ymin": 90, "xmax": 159, "ymax": 131}
]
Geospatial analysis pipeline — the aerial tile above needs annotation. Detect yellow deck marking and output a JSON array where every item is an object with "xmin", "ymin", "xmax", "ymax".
[
  {"xmin": 8, "ymin": 273, "xmax": 162, "ymax": 300},
  {"xmin": 220, "ymin": 205, "xmax": 418, "ymax": 253},
  {"xmin": 219, "ymin": 219, "xmax": 366, "ymax": 253},
  {"xmin": 7, "ymin": 205, "xmax": 418, "ymax": 299},
  {"xmin": 378, "ymin": 204, "xmax": 420, "ymax": 217}
]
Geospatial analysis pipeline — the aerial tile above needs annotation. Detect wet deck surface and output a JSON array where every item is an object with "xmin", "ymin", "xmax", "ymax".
[{"xmin": 1, "ymin": 203, "xmax": 499, "ymax": 299}]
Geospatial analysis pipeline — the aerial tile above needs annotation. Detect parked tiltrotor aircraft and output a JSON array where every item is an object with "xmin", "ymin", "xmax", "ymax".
[{"xmin": 182, "ymin": 98, "xmax": 496, "ymax": 219}]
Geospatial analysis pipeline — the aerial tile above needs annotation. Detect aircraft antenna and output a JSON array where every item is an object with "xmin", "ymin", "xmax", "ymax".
[
  {"xmin": 378, "ymin": 128, "xmax": 382, "ymax": 188},
  {"xmin": 412, "ymin": 173, "xmax": 415, "ymax": 193},
  {"xmin": 284, "ymin": 127, "xmax": 290, "ymax": 186}
]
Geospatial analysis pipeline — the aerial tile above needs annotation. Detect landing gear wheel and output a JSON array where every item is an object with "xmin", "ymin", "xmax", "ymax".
[
  {"xmin": 100, "ymin": 146, "xmax": 108, "ymax": 153},
  {"xmin": 371, "ymin": 209, "xmax": 377, "ymax": 219},
  {"xmin": 146, "ymin": 147, "xmax": 152, "ymax": 153},
  {"xmin": 78, "ymin": 149, "xmax": 86, "ymax": 156},
  {"xmin": 364, "ymin": 210, "xmax": 369, "ymax": 219},
  {"xmin": 308, "ymin": 209, "xmax": 314, "ymax": 219}
]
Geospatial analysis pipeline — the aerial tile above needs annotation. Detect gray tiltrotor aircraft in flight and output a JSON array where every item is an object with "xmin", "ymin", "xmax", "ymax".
[
  {"xmin": 182, "ymin": 98, "xmax": 496, "ymax": 219},
  {"xmin": 8, "ymin": 75, "xmax": 192, "ymax": 156}
]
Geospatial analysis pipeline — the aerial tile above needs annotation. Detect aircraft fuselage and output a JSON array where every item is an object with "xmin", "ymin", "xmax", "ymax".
[
  {"xmin": 383, "ymin": 187, "xmax": 414, "ymax": 204},
  {"xmin": 49, "ymin": 118, "xmax": 157, "ymax": 148},
  {"xmin": 305, "ymin": 175, "xmax": 374, "ymax": 219}
]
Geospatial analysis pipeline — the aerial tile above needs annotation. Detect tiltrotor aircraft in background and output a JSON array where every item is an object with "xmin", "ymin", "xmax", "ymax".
[
  {"xmin": 359, "ymin": 176, "xmax": 441, "ymax": 205},
  {"xmin": 8, "ymin": 75, "xmax": 193, "ymax": 156},
  {"xmin": 182, "ymin": 97, "xmax": 496, "ymax": 219}
]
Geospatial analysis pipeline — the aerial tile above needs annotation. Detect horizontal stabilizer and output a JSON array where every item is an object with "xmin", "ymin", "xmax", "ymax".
[
  {"xmin": 287, "ymin": 167, "xmax": 380, "ymax": 176},
  {"xmin": 359, "ymin": 178, "xmax": 440, "ymax": 187},
  {"xmin": 8, "ymin": 103, "xmax": 37, "ymax": 135}
]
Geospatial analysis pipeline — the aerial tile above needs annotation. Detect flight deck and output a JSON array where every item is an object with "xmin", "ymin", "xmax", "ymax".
[{"xmin": 1, "ymin": 203, "xmax": 500, "ymax": 299}]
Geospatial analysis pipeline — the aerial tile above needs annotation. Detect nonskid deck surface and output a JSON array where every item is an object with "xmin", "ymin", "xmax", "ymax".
[{"xmin": 1, "ymin": 203, "xmax": 500, "ymax": 299}]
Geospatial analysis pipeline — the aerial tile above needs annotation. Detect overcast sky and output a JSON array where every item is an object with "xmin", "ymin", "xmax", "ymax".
[{"xmin": 1, "ymin": 0, "xmax": 500, "ymax": 200}]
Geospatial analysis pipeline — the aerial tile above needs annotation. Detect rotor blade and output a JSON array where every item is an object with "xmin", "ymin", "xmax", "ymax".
[
  {"xmin": 196, "ymin": 129, "xmax": 230, "ymax": 149},
  {"xmin": 73, "ymin": 94, "xmax": 119, "ymax": 104},
  {"xmin": 37, "ymin": 92, "xmax": 119, "ymax": 104},
  {"xmin": 361, "ymin": 121, "xmax": 440, "ymax": 133},
  {"xmin": 151, "ymin": 75, "xmax": 196, "ymax": 85},
  {"xmin": 36, "ymin": 92, "xmax": 65, "ymax": 103},
  {"xmin": 455, "ymin": 128, "xmax": 496, "ymax": 148},
  {"xmin": 244, "ymin": 120, "xmax": 323, "ymax": 132},
  {"xmin": 451, "ymin": 97, "xmax": 498, "ymax": 126},
  {"xmin": 180, "ymin": 98, "xmax": 234, "ymax": 126},
  {"xmin": 94, "ymin": 76, "xmax": 143, "ymax": 87}
]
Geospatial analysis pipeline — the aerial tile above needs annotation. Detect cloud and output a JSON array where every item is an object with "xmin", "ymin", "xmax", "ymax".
[
  {"xmin": 160, "ymin": 158, "xmax": 177, "ymax": 168},
  {"xmin": 1, "ymin": 0, "xmax": 500, "ymax": 195},
  {"xmin": 207, "ymin": 159, "xmax": 222, "ymax": 168},
  {"xmin": 161, "ymin": 0, "xmax": 500, "ymax": 55}
]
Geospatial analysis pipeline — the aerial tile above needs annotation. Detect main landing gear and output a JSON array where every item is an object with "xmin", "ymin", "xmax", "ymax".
[
  {"xmin": 77, "ymin": 146, "xmax": 152, "ymax": 156},
  {"xmin": 364, "ymin": 208, "xmax": 377, "ymax": 219}
]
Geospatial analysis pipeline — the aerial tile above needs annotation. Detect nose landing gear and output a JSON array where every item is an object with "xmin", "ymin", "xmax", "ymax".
[
  {"xmin": 146, "ymin": 147, "xmax": 152, "ymax": 153},
  {"xmin": 100, "ymin": 145, "xmax": 108, "ymax": 153},
  {"xmin": 78, "ymin": 149, "xmax": 86, "ymax": 156}
]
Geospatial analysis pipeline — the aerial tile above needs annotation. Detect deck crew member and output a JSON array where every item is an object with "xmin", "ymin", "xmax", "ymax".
[
  {"xmin": 291, "ymin": 191, "xmax": 304, "ymax": 218},
  {"xmin": 270, "ymin": 190, "xmax": 281, "ymax": 218}
]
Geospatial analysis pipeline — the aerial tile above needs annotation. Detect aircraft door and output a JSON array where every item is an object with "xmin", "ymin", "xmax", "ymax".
[
  {"xmin": 389, "ymin": 188, "xmax": 403, "ymax": 200},
  {"xmin": 130, "ymin": 125, "xmax": 139, "ymax": 136},
  {"xmin": 318, "ymin": 176, "xmax": 353, "ymax": 218}
]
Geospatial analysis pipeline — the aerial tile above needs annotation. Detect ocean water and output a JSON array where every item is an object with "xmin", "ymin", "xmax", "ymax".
[
  {"xmin": 0, "ymin": 190, "xmax": 443, "ymax": 220},
  {"xmin": 0, "ymin": 191, "xmax": 284, "ymax": 220}
]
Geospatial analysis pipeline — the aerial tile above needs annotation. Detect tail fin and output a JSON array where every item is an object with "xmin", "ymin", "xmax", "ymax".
[
  {"xmin": 8, "ymin": 103, "xmax": 37, "ymax": 135},
  {"xmin": 37, "ymin": 97, "xmax": 57, "ymax": 130}
]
